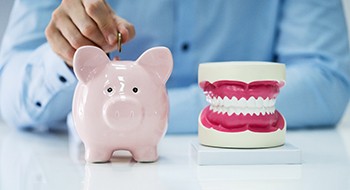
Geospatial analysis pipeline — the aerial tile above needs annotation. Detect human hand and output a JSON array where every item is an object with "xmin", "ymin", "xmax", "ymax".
[{"xmin": 45, "ymin": 0, "xmax": 135, "ymax": 67}]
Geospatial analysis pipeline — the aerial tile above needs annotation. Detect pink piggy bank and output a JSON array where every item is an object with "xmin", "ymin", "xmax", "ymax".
[{"xmin": 72, "ymin": 46, "xmax": 173, "ymax": 163}]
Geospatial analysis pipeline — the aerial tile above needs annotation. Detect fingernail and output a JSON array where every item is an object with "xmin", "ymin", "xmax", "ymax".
[{"xmin": 107, "ymin": 34, "xmax": 117, "ymax": 45}]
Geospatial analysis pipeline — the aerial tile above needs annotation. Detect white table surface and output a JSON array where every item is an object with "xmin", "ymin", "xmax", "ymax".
[{"xmin": 1, "ymin": 112, "xmax": 350, "ymax": 190}]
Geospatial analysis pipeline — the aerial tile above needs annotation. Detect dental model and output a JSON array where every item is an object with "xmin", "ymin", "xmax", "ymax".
[{"xmin": 198, "ymin": 62, "xmax": 286, "ymax": 148}]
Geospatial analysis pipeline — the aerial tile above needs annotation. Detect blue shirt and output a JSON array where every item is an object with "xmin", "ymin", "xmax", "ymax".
[{"xmin": 0, "ymin": 0, "xmax": 349, "ymax": 134}]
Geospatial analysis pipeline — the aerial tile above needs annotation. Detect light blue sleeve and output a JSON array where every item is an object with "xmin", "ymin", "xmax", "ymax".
[
  {"xmin": 0, "ymin": 0, "xmax": 77, "ymax": 130},
  {"xmin": 275, "ymin": 0, "xmax": 350, "ymax": 128}
]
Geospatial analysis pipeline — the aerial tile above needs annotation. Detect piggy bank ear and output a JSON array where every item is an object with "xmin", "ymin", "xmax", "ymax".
[
  {"xmin": 136, "ymin": 47, "xmax": 173, "ymax": 84},
  {"xmin": 73, "ymin": 46, "xmax": 110, "ymax": 83}
]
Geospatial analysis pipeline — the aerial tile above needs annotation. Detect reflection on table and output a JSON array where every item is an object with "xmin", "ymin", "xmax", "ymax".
[{"xmin": 1, "ymin": 116, "xmax": 350, "ymax": 189}]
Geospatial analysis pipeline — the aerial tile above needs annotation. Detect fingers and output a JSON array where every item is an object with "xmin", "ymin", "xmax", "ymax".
[
  {"xmin": 45, "ymin": 0, "xmax": 136, "ymax": 66},
  {"xmin": 57, "ymin": 15, "xmax": 96, "ymax": 50},
  {"xmin": 82, "ymin": 0, "xmax": 135, "ymax": 48},
  {"xmin": 106, "ymin": 2, "xmax": 135, "ymax": 44},
  {"xmin": 45, "ymin": 22, "xmax": 75, "ymax": 67},
  {"xmin": 82, "ymin": 0, "xmax": 118, "ymax": 45},
  {"xmin": 64, "ymin": 2, "xmax": 109, "ymax": 50},
  {"xmin": 115, "ymin": 16, "xmax": 136, "ymax": 44}
]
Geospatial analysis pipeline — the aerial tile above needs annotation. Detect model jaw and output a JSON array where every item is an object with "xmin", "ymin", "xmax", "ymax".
[
  {"xmin": 198, "ymin": 62, "xmax": 286, "ymax": 148},
  {"xmin": 200, "ymin": 80, "xmax": 285, "ymax": 132}
]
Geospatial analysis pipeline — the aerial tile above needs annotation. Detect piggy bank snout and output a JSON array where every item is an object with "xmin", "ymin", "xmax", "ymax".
[{"xmin": 103, "ymin": 97, "xmax": 144, "ymax": 130}]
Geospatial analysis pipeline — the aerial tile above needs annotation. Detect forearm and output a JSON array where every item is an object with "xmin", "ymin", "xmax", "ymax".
[
  {"xmin": 275, "ymin": 0, "xmax": 350, "ymax": 128},
  {"xmin": 277, "ymin": 62, "xmax": 350, "ymax": 128}
]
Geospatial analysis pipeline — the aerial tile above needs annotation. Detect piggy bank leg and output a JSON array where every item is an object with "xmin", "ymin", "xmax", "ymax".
[
  {"xmin": 84, "ymin": 145, "xmax": 113, "ymax": 163},
  {"xmin": 131, "ymin": 146, "xmax": 158, "ymax": 163}
]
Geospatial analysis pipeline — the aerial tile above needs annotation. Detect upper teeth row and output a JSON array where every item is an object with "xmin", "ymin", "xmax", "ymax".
[
  {"xmin": 207, "ymin": 96, "xmax": 276, "ymax": 108},
  {"xmin": 209, "ymin": 106, "xmax": 275, "ymax": 116}
]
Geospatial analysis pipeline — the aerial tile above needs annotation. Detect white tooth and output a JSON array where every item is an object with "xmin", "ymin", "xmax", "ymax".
[
  {"xmin": 248, "ymin": 109, "xmax": 254, "ymax": 116},
  {"xmin": 241, "ymin": 108, "xmax": 248, "ymax": 116},
  {"xmin": 267, "ymin": 99, "xmax": 273, "ymax": 107},
  {"xmin": 254, "ymin": 108, "xmax": 260, "ymax": 116},
  {"xmin": 218, "ymin": 96, "xmax": 223, "ymax": 106},
  {"xmin": 217, "ymin": 107, "xmax": 221, "ymax": 114},
  {"xmin": 223, "ymin": 96, "xmax": 230, "ymax": 107},
  {"xmin": 221, "ymin": 97, "xmax": 226, "ymax": 107},
  {"xmin": 237, "ymin": 108, "xmax": 242, "ymax": 115},
  {"xmin": 238, "ymin": 97, "xmax": 247, "ymax": 108},
  {"xmin": 216, "ymin": 107, "xmax": 221, "ymax": 113},
  {"xmin": 271, "ymin": 99, "xmax": 276, "ymax": 107},
  {"xmin": 221, "ymin": 107, "xmax": 226, "ymax": 114},
  {"xmin": 231, "ymin": 96, "xmax": 238, "ymax": 107},
  {"xmin": 209, "ymin": 105, "xmax": 213, "ymax": 110},
  {"xmin": 257, "ymin": 97, "xmax": 264, "ymax": 108},
  {"xmin": 221, "ymin": 107, "xmax": 227, "ymax": 114},
  {"xmin": 213, "ymin": 106, "xmax": 218, "ymax": 113},
  {"xmin": 206, "ymin": 96, "xmax": 211, "ymax": 104},
  {"xmin": 266, "ymin": 108, "xmax": 270, "ymax": 115},
  {"xmin": 269, "ymin": 99, "xmax": 276, "ymax": 107},
  {"xmin": 231, "ymin": 108, "xmax": 236, "ymax": 115},
  {"xmin": 247, "ymin": 97, "xmax": 256, "ymax": 108},
  {"xmin": 225, "ymin": 107, "xmax": 230, "ymax": 115},
  {"xmin": 263, "ymin": 97, "xmax": 270, "ymax": 108},
  {"xmin": 210, "ymin": 96, "xmax": 214, "ymax": 104},
  {"xmin": 266, "ymin": 107, "xmax": 270, "ymax": 114},
  {"xmin": 226, "ymin": 97, "xmax": 233, "ymax": 107},
  {"xmin": 227, "ymin": 107, "xmax": 234, "ymax": 116},
  {"xmin": 212, "ymin": 97, "xmax": 218, "ymax": 106}
]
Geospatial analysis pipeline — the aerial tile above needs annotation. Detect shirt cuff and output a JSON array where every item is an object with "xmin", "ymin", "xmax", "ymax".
[
  {"xmin": 25, "ymin": 43, "xmax": 77, "ymax": 125},
  {"xmin": 39, "ymin": 43, "xmax": 76, "ymax": 91}
]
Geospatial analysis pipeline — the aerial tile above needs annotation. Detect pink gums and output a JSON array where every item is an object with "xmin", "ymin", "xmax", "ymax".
[{"xmin": 199, "ymin": 80, "xmax": 285, "ymax": 133}]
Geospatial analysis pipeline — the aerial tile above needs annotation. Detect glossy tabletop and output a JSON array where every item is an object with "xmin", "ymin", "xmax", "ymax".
[{"xmin": 1, "ymin": 110, "xmax": 350, "ymax": 190}]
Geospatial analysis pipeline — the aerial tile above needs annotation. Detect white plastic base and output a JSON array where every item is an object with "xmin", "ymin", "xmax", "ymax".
[{"xmin": 191, "ymin": 140, "xmax": 302, "ymax": 165}]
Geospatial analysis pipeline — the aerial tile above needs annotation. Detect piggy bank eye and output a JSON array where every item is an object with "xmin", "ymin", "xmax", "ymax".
[
  {"xmin": 107, "ymin": 87, "xmax": 113, "ymax": 93},
  {"xmin": 132, "ymin": 87, "xmax": 138, "ymax": 93}
]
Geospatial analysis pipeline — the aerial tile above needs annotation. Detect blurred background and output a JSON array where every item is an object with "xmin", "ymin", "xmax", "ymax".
[
  {"xmin": 0, "ymin": 0, "xmax": 350, "ymax": 122},
  {"xmin": 1, "ymin": 0, "xmax": 350, "ymax": 46}
]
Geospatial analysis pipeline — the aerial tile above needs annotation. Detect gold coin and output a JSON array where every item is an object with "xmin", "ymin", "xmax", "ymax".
[{"xmin": 118, "ymin": 32, "xmax": 122, "ymax": 53}]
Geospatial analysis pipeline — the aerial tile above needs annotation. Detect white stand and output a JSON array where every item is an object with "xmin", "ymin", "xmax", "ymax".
[{"xmin": 191, "ymin": 141, "xmax": 301, "ymax": 165}]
